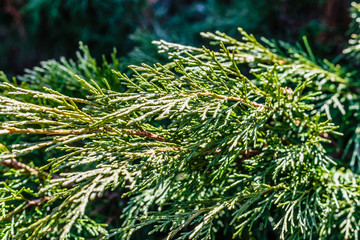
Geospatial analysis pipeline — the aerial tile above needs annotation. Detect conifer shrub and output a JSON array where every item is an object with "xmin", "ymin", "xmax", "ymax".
[{"xmin": 0, "ymin": 2, "xmax": 360, "ymax": 240}]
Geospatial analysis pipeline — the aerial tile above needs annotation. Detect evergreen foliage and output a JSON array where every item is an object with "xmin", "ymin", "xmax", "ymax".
[{"xmin": 1, "ymin": 2, "xmax": 360, "ymax": 240}]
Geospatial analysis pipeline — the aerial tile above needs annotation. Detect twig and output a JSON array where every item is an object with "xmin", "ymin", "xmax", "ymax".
[
  {"xmin": 1, "ymin": 158, "xmax": 41, "ymax": 175},
  {"xmin": 122, "ymin": 129, "xmax": 166, "ymax": 141},
  {"xmin": 1, "ymin": 126, "xmax": 166, "ymax": 142},
  {"xmin": 1, "ymin": 196, "xmax": 51, "ymax": 221},
  {"xmin": 0, "ymin": 127, "xmax": 89, "ymax": 135}
]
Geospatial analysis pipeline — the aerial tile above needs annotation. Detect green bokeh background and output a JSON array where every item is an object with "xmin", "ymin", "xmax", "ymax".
[{"xmin": 0, "ymin": 0, "xmax": 350, "ymax": 76}]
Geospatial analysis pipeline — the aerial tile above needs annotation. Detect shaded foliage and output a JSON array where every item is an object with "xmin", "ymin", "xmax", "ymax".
[{"xmin": 0, "ymin": 0, "xmax": 350, "ymax": 75}]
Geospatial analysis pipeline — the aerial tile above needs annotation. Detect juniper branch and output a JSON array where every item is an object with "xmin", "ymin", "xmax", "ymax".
[{"xmin": 0, "ymin": 19, "xmax": 359, "ymax": 240}]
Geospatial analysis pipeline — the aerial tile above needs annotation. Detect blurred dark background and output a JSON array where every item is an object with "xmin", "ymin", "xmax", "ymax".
[{"xmin": 0, "ymin": 0, "xmax": 352, "ymax": 77}]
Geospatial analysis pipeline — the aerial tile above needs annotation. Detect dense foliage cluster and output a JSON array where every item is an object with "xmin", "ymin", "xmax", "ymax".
[{"xmin": 1, "ymin": 1, "xmax": 360, "ymax": 240}]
